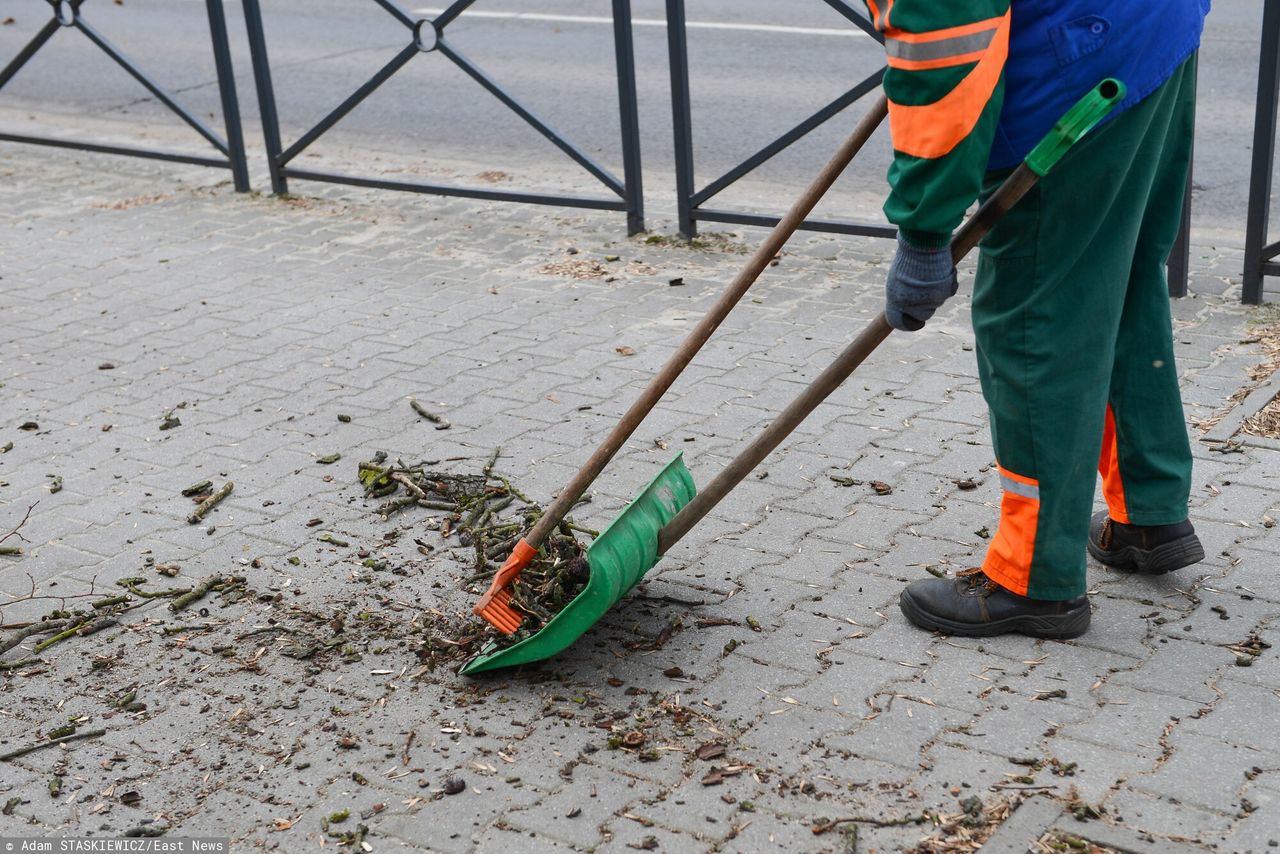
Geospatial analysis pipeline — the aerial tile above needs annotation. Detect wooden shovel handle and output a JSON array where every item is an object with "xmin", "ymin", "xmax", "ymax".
[{"xmin": 523, "ymin": 95, "xmax": 891, "ymax": 552}]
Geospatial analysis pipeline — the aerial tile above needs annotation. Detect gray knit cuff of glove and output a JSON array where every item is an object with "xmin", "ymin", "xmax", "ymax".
[{"xmin": 893, "ymin": 234, "xmax": 953, "ymax": 282}]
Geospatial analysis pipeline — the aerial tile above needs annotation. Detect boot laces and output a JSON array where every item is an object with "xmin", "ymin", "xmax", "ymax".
[
  {"xmin": 1099, "ymin": 518, "xmax": 1114, "ymax": 550},
  {"xmin": 957, "ymin": 566, "xmax": 998, "ymax": 594}
]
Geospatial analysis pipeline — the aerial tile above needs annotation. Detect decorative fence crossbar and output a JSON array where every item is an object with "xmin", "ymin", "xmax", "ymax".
[
  {"xmin": 0, "ymin": 0, "xmax": 249, "ymax": 191},
  {"xmin": 240, "ymin": 0, "xmax": 645, "ymax": 234},
  {"xmin": 665, "ymin": 0, "xmax": 893, "ymax": 241}
]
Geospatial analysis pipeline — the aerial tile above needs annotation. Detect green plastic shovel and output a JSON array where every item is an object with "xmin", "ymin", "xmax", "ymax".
[{"xmin": 461, "ymin": 78, "xmax": 1125, "ymax": 676}]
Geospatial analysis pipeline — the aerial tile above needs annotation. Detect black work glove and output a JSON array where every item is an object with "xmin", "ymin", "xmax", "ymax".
[{"xmin": 884, "ymin": 235, "xmax": 958, "ymax": 332}]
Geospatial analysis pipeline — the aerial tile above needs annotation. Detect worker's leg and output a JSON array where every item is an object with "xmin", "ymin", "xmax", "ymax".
[
  {"xmin": 971, "ymin": 62, "xmax": 1192, "ymax": 600},
  {"xmin": 1091, "ymin": 59, "xmax": 1204, "ymax": 573},
  {"xmin": 1099, "ymin": 63, "xmax": 1196, "ymax": 526}
]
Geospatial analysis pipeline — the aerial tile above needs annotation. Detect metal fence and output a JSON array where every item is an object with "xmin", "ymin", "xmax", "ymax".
[
  {"xmin": 0, "ymin": 1, "xmax": 1205, "ymax": 295},
  {"xmin": 665, "ymin": 0, "xmax": 893, "ymax": 241},
  {"xmin": 241, "ymin": 0, "xmax": 645, "ymax": 234},
  {"xmin": 1244, "ymin": 0, "xmax": 1280, "ymax": 305},
  {"xmin": 0, "ymin": 0, "xmax": 250, "ymax": 191}
]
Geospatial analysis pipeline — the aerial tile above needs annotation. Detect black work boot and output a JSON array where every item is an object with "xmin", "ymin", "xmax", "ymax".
[
  {"xmin": 898, "ymin": 568, "xmax": 1091, "ymax": 639},
  {"xmin": 1086, "ymin": 511, "xmax": 1204, "ymax": 575}
]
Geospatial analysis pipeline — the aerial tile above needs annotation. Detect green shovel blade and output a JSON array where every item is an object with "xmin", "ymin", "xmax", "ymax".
[{"xmin": 460, "ymin": 453, "xmax": 696, "ymax": 675}]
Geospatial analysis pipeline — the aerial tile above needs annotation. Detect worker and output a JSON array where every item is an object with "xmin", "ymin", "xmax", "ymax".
[{"xmin": 868, "ymin": 1, "xmax": 1211, "ymax": 637}]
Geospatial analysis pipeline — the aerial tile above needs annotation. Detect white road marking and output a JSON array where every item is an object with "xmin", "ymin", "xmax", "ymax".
[{"xmin": 413, "ymin": 8, "xmax": 869, "ymax": 38}]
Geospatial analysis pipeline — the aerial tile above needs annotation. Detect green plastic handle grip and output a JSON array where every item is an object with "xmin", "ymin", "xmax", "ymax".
[{"xmin": 1025, "ymin": 78, "xmax": 1127, "ymax": 177}]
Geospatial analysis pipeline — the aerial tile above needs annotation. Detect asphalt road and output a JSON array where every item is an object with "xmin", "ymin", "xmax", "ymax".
[{"xmin": 0, "ymin": 1, "xmax": 1268, "ymax": 236}]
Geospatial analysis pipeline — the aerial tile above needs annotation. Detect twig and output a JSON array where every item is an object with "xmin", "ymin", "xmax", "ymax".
[
  {"xmin": 0, "ymin": 618, "xmax": 70, "ymax": 655},
  {"xmin": 0, "ymin": 657, "xmax": 39, "ymax": 671},
  {"xmin": 0, "ymin": 503, "xmax": 36, "ymax": 547},
  {"xmin": 402, "ymin": 730, "xmax": 415, "ymax": 766},
  {"xmin": 236, "ymin": 625, "xmax": 297, "ymax": 640},
  {"xmin": 811, "ymin": 814, "xmax": 926, "ymax": 835},
  {"xmin": 0, "ymin": 728, "xmax": 106, "ymax": 762},
  {"xmin": 161, "ymin": 623, "xmax": 217, "ymax": 636},
  {"xmin": 389, "ymin": 472, "xmax": 427, "ymax": 500},
  {"xmin": 377, "ymin": 495, "xmax": 418, "ymax": 518},
  {"xmin": 117, "ymin": 577, "xmax": 191, "ymax": 600},
  {"xmin": 417, "ymin": 499, "xmax": 458, "ymax": 512},
  {"xmin": 410, "ymin": 400, "xmax": 450, "ymax": 430},
  {"xmin": 33, "ymin": 621, "xmax": 90, "ymax": 653},
  {"xmin": 171, "ymin": 577, "xmax": 220, "ymax": 611},
  {"xmin": 0, "ymin": 573, "xmax": 109, "ymax": 624},
  {"xmin": 74, "ymin": 617, "xmax": 117, "ymax": 637},
  {"xmin": 187, "ymin": 482, "xmax": 233, "ymax": 524},
  {"xmin": 483, "ymin": 447, "xmax": 501, "ymax": 478}
]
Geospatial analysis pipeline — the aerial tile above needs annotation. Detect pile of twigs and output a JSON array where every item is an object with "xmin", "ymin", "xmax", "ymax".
[{"xmin": 357, "ymin": 449, "xmax": 595, "ymax": 650}]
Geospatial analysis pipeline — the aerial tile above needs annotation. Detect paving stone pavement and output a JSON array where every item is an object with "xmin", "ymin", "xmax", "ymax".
[{"xmin": 0, "ymin": 147, "xmax": 1278, "ymax": 854}]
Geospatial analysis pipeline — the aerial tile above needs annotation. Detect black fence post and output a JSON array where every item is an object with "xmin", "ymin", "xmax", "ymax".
[
  {"xmin": 666, "ymin": 0, "xmax": 698, "ymax": 239},
  {"xmin": 1244, "ymin": 0, "xmax": 1280, "ymax": 305},
  {"xmin": 1167, "ymin": 164, "xmax": 1192, "ymax": 298},
  {"xmin": 663, "ymin": 0, "xmax": 892, "ymax": 241},
  {"xmin": 206, "ymin": 0, "xmax": 250, "ymax": 192},
  {"xmin": 612, "ymin": 0, "xmax": 644, "ymax": 235},
  {"xmin": 241, "ymin": 0, "xmax": 288, "ymax": 194}
]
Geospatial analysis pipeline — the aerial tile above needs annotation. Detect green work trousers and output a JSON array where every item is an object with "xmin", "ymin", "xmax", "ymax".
[{"xmin": 972, "ymin": 58, "xmax": 1197, "ymax": 600}]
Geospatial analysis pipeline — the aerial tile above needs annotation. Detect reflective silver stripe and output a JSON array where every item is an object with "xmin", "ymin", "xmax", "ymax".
[
  {"xmin": 885, "ymin": 28, "xmax": 996, "ymax": 63},
  {"xmin": 1000, "ymin": 474, "xmax": 1040, "ymax": 501}
]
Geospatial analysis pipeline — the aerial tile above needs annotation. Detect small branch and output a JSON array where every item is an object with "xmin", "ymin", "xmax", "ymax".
[
  {"xmin": 170, "ymin": 577, "xmax": 219, "ymax": 611},
  {"xmin": 33, "ymin": 621, "xmax": 91, "ymax": 653},
  {"xmin": 389, "ymin": 472, "xmax": 427, "ymax": 500},
  {"xmin": 188, "ymin": 482, "xmax": 233, "ymax": 524},
  {"xmin": 0, "ymin": 618, "xmax": 72, "ymax": 655},
  {"xmin": 410, "ymin": 400, "xmax": 451, "ymax": 430},
  {"xmin": 0, "ymin": 728, "xmax": 106, "ymax": 762},
  {"xmin": 811, "ymin": 814, "xmax": 927, "ymax": 835},
  {"xmin": 0, "ymin": 503, "xmax": 36, "ymax": 547},
  {"xmin": 0, "ymin": 574, "xmax": 108, "ymax": 628},
  {"xmin": 75, "ymin": 617, "xmax": 118, "ymax": 637}
]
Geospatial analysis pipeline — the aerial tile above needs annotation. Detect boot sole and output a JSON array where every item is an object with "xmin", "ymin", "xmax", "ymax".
[
  {"xmin": 898, "ymin": 590, "xmax": 1091, "ymax": 639},
  {"xmin": 1086, "ymin": 532, "xmax": 1205, "ymax": 576}
]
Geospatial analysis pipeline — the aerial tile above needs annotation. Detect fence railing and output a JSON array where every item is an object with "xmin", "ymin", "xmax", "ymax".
[
  {"xmin": 665, "ymin": 0, "xmax": 893, "ymax": 241},
  {"xmin": 0, "ymin": 1, "xmax": 1203, "ymax": 298},
  {"xmin": 1244, "ymin": 0, "xmax": 1280, "ymax": 305},
  {"xmin": 0, "ymin": 0, "xmax": 250, "ymax": 191},
  {"xmin": 241, "ymin": 0, "xmax": 645, "ymax": 234}
]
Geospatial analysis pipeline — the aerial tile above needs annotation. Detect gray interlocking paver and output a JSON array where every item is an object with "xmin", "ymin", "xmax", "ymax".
[
  {"xmin": 0, "ymin": 142, "xmax": 1277, "ymax": 852},
  {"xmin": 1105, "ymin": 787, "xmax": 1237, "ymax": 846}
]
